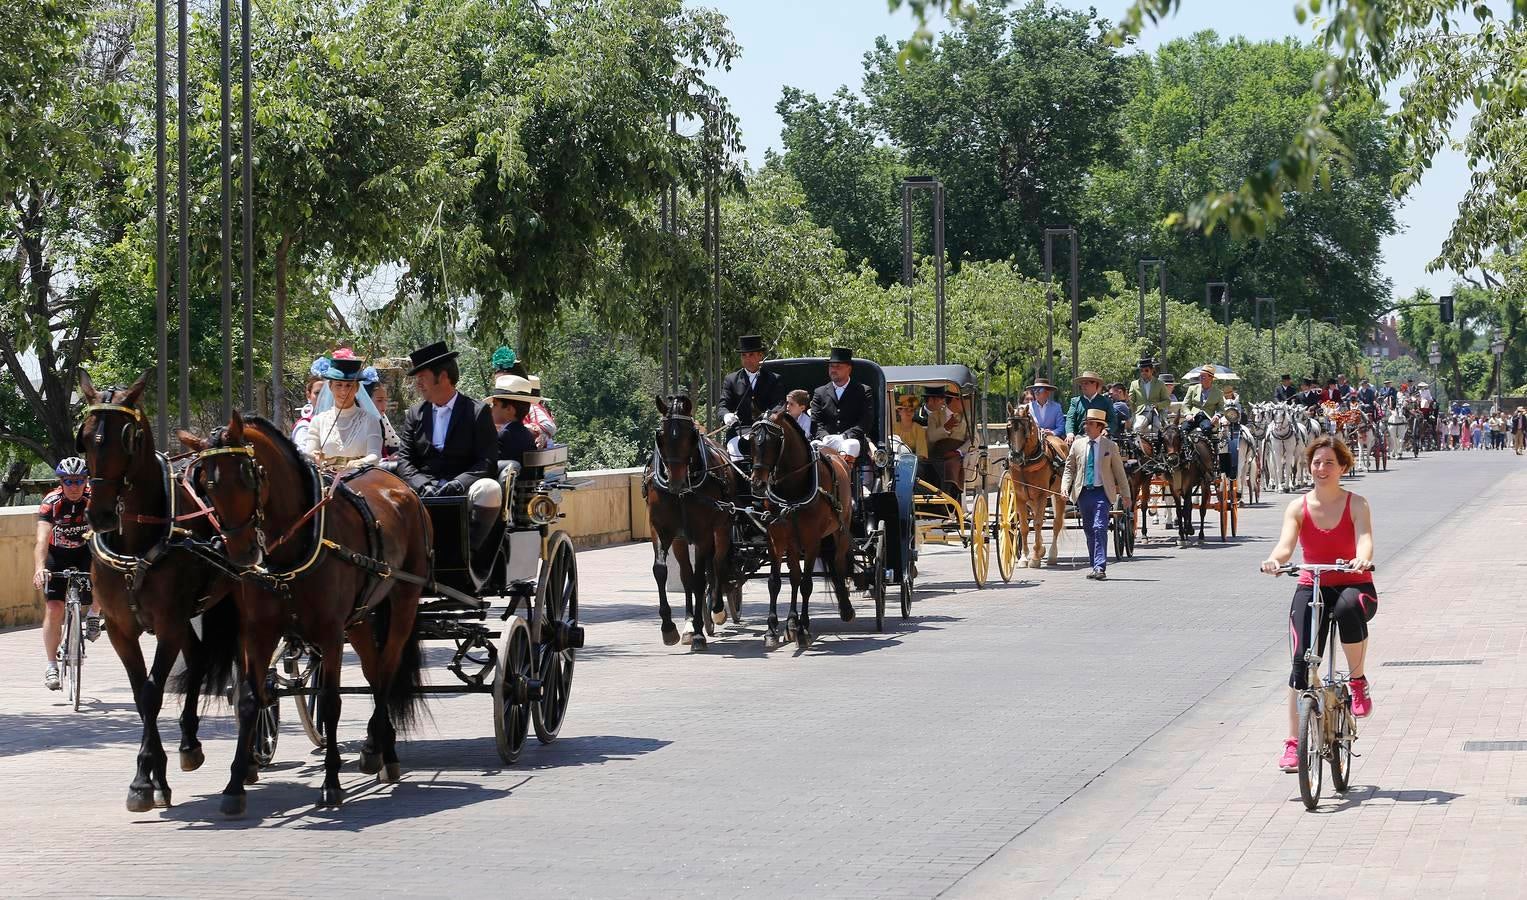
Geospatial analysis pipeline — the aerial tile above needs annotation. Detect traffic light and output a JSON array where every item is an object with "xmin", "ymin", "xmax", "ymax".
[{"xmin": 1439, "ymin": 294, "xmax": 1455, "ymax": 323}]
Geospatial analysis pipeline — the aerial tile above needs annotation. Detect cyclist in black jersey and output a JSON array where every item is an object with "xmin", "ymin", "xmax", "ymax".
[{"xmin": 36, "ymin": 457, "xmax": 95, "ymax": 691}]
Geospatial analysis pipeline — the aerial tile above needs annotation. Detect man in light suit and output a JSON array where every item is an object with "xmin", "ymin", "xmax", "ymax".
[
  {"xmin": 1061, "ymin": 408, "xmax": 1130, "ymax": 580},
  {"xmin": 1128, "ymin": 357, "xmax": 1172, "ymax": 428}
]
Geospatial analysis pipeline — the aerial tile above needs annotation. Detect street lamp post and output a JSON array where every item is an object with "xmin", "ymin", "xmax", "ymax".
[
  {"xmin": 1206, "ymin": 282, "xmax": 1229, "ymax": 368},
  {"xmin": 901, "ymin": 176, "xmax": 947, "ymax": 362},
  {"xmin": 1491, "ymin": 329, "xmax": 1506, "ymax": 409},
  {"xmin": 1045, "ymin": 226, "xmax": 1079, "ymax": 382},
  {"xmin": 1255, "ymin": 298, "xmax": 1277, "ymax": 367},
  {"xmin": 1428, "ymin": 340, "xmax": 1443, "ymax": 397}
]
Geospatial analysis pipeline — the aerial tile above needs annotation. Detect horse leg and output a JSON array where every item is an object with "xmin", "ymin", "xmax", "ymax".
[
  {"xmin": 652, "ymin": 541, "xmax": 679, "ymax": 646},
  {"xmin": 673, "ymin": 539, "xmax": 698, "ymax": 646},
  {"xmin": 709, "ymin": 520, "xmax": 729, "ymax": 628},
  {"xmin": 765, "ymin": 553, "xmax": 783, "ymax": 650},
  {"xmin": 1015, "ymin": 493, "xmax": 1033, "ymax": 568},
  {"xmin": 317, "ymin": 636, "xmax": 346, "ymax": 808},
  {"xmin": 1047, "ymin": 496, "xmax": 1063, "ymax": 566},
  {"xmin": 371, "ymin": 591, "xmax": 420, "ymax": 783},
  {"xmin": 683, "ymin": 540, "xmax": 709, "ymax": 651},
  {"xmin": 783, "ymin": 551, "xmax": 804, "ymax": 645},
  {"xmin": 1198, "ymin": 475, "xmax": 1210, "ymax": 545},
  {"xmin": 821, "ymin": 531, "xmax": 854, "ymax": 622},
  {"xmin": 796, "ymin": 546, "xmax": 817, "ymax": 649},
  {"xmin": 219, "ymin": 621, "xmax": 277, "ymax": 817},
  {"xmin": 111, "ymin": 618, "xmax": 160, "ymax": 813},
  {"xmin": 349, "ymin": 621, "xmax": 386, "ymax": 775}
]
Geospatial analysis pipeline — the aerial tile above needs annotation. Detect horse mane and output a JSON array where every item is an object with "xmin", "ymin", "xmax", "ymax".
[{"xmin": 219, "ymin": 414, "xmax": 316, "ymax": 497}]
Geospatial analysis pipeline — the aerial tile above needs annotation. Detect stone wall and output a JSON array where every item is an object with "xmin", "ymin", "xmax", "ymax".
[{"xmin": 0, "ymin": 507, "xmax": 41, "ymax": 628}]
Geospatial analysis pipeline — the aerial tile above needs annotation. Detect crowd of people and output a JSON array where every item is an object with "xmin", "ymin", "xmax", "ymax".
[{"xmin": 1438, "ymin": 404, "xmax": 1524, "ymax": 452}]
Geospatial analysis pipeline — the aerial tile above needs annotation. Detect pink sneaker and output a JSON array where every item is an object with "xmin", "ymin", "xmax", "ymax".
[
  {"xmin": 1278, "ymin": 738, "xmax": 1299, "ymax": 772},
  {"xmin": 1350, "ymin": 676, "xmax": 1372, "ymax": 718}
]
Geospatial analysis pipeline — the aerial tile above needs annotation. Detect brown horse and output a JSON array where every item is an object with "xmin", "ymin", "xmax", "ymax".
[
  {"xmin": 1003, "ymin": 405, "xmax": 1067, "ymax": 568},
  {"xmin": 748, "ymin": 409, "xmax": 854, "ymax": 649},
  {"xmin": 179, "ymin": 410, "xmax": 430, "ymax": 814},
  {"xmin": 644, "ymin": 395, "xmax": 738, "ymax": 652},
  {"xmin": 1160, "ymin": 421, "xmax": 1214, "ymax": 547},
  {"xmin": 77, "ymin": 371, "xmax": 242, "ymax": 813}
]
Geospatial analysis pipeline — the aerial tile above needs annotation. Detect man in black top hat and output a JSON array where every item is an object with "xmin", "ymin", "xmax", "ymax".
[
  {"xmin": 395, "ymin": 341, "xmax": 501, "ymax": 547},
  {"xmin": 1273, "ymin": 374, "xmax": 1297, "ymax": 403},
  {"xmin": 721, "ymin": 334, "xmax": 786, "ymax": 460},
  {"xmin": 810, "ymin": 347, "xmax": 874, "ymax": 461}
]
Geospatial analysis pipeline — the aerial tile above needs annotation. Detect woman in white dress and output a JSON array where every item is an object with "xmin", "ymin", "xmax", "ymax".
[{"xmin": 303, "ymin": 350, "xmax": 383, "ymax": 470}]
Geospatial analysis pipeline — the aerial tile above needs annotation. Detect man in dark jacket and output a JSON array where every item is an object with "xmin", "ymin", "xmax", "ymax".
[
  {"xmin": 396, "ymin": 341, "xmax": 500, "ymax": 547},
  {"xmin": 810, "ymin": 346, "xmax": 875, "ymax": 462},
  {"xmin": 1273, "ymin": 374, "xmax": 1297, "ymax": 402},
  {"xmin": 721, "ymin": 334, "xmax": 786, "ymax": 460}
]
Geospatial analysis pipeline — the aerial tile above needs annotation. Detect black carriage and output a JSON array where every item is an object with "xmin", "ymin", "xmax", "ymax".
[
  {"xmin": 255, "ymin": 447, "xmax": 584, "ymax": 767},
  {"xmin": 723, "ymin": 357, "xmax": 917, "ymax": 631}
]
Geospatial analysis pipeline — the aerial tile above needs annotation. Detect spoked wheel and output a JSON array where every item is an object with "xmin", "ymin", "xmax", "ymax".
[
  {"xmin": 532, "ymin": 532, "xmax": 580, "ymax": 745},
  {"xmin": 284, "ymin": 643, "xmax": 326, "ymax": 750},
  {"xmin": 1111, "ymin": 506, "xmax": 1125, "ymax": 561},
  {"xmin": 494, "ymin": 616, "xmax": 539, "ymax": 764},
  {"xmin": 899, "ymin": 524, "xmax": 915, "ymax": 620},
  {"xmin": 995, "ymin": 475, "xmax": 1019, "ymax": 583},
  {"xmin": 250, "ymin": 669, "xmax": 281, "ymax": 768},
  {"xmin": 872, "ymin": 524, "xmax": 887, "ymax": 633},
  {"xmin": 1329, "ymin": 691, "xmax": 1354, "ymax": 792},
  {"xmin": 63, "ymin": 603, "xmax": 83, "ymax": 711},
  {"xmin": 969, "ymin": 492, "xmax": 990, "ymax": 587},
  {"xmin": 1217, "ymin": 477, "xmax": 1229, "ymax": 542},
  {"xmin": 1228, "ymin": 479, "xmax": 1239, "ymax": 537},
  {"xmin": 1297, "ymin": 696, "xmax": 1324, "ymax": 810}
]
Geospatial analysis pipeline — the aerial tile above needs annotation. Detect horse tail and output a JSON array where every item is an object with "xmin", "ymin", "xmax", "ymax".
[
  {"xmin": 171, "ymin": 596, "xmax": 240, "ymax": 705},
  {"xmin": 374, "ymin": 595, "xmax": 429, "ymax": 734}
]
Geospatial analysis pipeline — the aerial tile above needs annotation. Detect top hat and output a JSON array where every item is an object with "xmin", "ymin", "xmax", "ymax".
[
  {"xmin": 321, "ymin": 356, "xmax": 366, "ymax": 381},
  {"xmin": 1137, "ymin": 357, "xmax": 1157, "ymax": 369},
  {"xmin": 1162, "ymin": 373, "xmax": 1177, "ymax": 384},
  {"xmin": 1074, "ymin": 370, "xmax": 1104, "ymax": 387},
  {"xmin": 1082, "ymin": 408, "xmax": 1108, "ymax": 425},
  {"xmin": 737, "ymin": 334, "xmax": 765, "ymax": 354},
  {"xmin": 828, "ymin": 347, "xmax": 854, "ymax": 363},
  {"xmin": 924, "ymin": 385, "xmax": 948, "ymax": 398},
  {"xmin": 488, "ymin": 373, "xmax": 539, "ymax": 404},
  {"xmin": 407, "ymin": 341, "xmax": 459, "ymax": 376},
  {"xmin": 1028, "ymin": 377, "xmax": 1057, "ymax": 392},
  {"xmin": 1280, "ymin": 373, "xmax": 1293, "ymax": 380}
]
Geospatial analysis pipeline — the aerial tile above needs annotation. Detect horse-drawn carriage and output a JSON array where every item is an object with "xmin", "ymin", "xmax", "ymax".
[
  {"xmin": 258, "ymin": 445, "xmax": 586, "ymax": 769},
  {"xmin": 884, "ymin": 365, "xmax": 992, "ymax": 589}
]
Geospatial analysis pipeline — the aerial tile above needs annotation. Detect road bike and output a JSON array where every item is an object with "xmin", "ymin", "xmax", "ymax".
[
  {"xmin": 1276, "ymin": 560, "xmax": 1371, "ymax": 810},
  {"xmin": 52, "ymin": 568, "xmax": 94, "ymax": 711}
]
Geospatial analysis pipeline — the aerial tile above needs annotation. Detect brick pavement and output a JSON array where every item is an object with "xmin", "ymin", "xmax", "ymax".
[{"xmin": 0, "ymin": 449, "xmax": 1516, "ymax": 898}]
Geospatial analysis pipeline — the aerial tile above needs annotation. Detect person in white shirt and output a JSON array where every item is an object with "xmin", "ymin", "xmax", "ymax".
[{"xmin": 303, "ymin": 350, "xmax": 383, "ymax": 471}]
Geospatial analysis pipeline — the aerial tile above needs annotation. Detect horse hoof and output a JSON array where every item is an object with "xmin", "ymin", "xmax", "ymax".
[
  {"xmin": 154, "ymin": 788, "xmax": 173, "ymax": 808},
  {"xmin": 690, "ymin": 635, "xmax": 708, "ymax": 652},
  {"xmin": 704, "ymin": 618, "xmax": 716, "ymax": 638},
  {"xmin": 795, "ymin": 627, "xmax": 812, "ymax": 650},
  {"xmin": 679, "ymin": 629, "xmax": 693, "ymax": 646},
  {"xmin": 1177, "ymin": 539, "xmax": 1188, "ymax": 549},
  {"xmin": 661, "ymin": 624, "xmax": 679, "ymax": 646},
  {"xmin": 319, "ymin": 785, "xmax": 344, "ymax": 809},
  {"xmin": 219, "ymin": 794, "xmax": 247, "ymax": 818},
  {"xmin": 179, "ymin": 746, "xmax": 205, "ymax": 772},
  {"xmin": 382, "ymin": 762, "xmax": 401, "ymax": 783},
  {"xmin": 244, "ymin": 766, "xmax": 260, "ymax": 785},
  {"xmin": 838, "ymin": 599, "xmax": 856, "ymax": 622},
  {"xmin": 764, "ymin": 632, "xmax": 779, "ymax": 650},
  {"xmin": 126, "ymin": 788, "xmax": 154, "ymax": 813},
  {"xmin": 359, "ymin": 749, "xmax": 382, "ymax": 775},
  {"xmin": 712, "ymin": 609, "xmax": 727, "ymax": 626}
]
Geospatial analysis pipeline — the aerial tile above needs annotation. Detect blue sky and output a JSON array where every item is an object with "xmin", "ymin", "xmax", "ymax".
[{"xmin": 701, "ymin": 0, "xmax": 1470, "ymax": 302}]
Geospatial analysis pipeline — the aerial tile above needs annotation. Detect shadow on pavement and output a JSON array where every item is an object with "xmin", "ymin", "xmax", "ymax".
[
  {"xmin": 159, "ymin": 774, "xmax": 530, "ymax": 830},
  {"xmin": 1315, "ymin": 785, "xmax": 1464, "ymax": 814},
  {"xmin": 0, "ymin": 707, "xmax": 236, "ymax": 757}
]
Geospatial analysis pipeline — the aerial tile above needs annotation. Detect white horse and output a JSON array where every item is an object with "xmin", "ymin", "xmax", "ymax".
[
  {"xmin": 1384, "ymin": 402, "xmax": 1408, "ymax": 461},
  {"xmin": 1266, "ymin": 404, "xmax": 1301, "ymax": 493},
  {"xmin": 1236, "ymin": 407, "xmax": 1264, "ymax": 502}
]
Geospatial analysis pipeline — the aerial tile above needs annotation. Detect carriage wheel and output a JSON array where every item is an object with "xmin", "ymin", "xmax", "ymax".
[
  {"xmin": 899, "ymin": 524, "xmax": 915, "ymax": 620},
  {"xmin": 969, "ymin": 492, "xmax": 990, "ymax": 588},
  {"xmin": 995, "ymin": 475, "xmax": 1018, "ymax": 583},
  {"xmin": 1111, "ymin": 507, "xmax": 1125, "ymax": 561},
  {"xmin": 873, "ymin": 525, "xmax": 887, "ymax": 633},
  {"xmin": 1217, "ymin": 477, "xmax": 1228, "ymax": 542},
  {"xmin": 1229, "ymin": 478, "xmax": 1240, "ymax": 537},
  {"xmin": 533, "ymin": 532, "xmax": 579, "ymax": 746},
  {"xmin": 250, "ymin": 667, "xmax": 281, "ymax": 769},
  {"xmin": 284, "ymin": 644, "xmax": 326, "ymax": 750},
  {"xmin": 493, "ymin": 616, "xmax": 538, "ymax": 764}
]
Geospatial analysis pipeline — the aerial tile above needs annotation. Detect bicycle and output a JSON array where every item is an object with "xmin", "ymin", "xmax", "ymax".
[
  {"xmin": 51, "ymin": 568, "xmax": 94, "ymax": 711},
  {"xmin": 1275, "ymin": 560, "xmax": 1372, "ymax": 810}
]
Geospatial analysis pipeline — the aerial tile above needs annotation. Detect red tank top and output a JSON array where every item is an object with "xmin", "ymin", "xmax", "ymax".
[{"xmin": 1297, "ymin": 494, "xmax": 1367, "ymax": 586}]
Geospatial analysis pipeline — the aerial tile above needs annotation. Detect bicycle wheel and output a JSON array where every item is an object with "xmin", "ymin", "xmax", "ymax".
[
  {"xmin": 1329, "ymin": 690, "xmax": 1354, "ymax": 792},
  {"xmin": 65, "ymin": 600, "xmax": 83, "ymax": 711},
  {"xmin": 1296, "ymin": 695, "xmax": 1324, "ymax": 810}
]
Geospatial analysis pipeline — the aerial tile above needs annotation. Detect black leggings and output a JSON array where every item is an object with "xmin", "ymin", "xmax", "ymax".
[{"xmin": 1288, "ymin": 582, "xmax": 1377, "ymax": 688}]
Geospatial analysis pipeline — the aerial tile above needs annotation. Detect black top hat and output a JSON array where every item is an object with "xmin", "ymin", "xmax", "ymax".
[
  {"xmin": 924, "ymin": 385, "xmax": 948, "ymax": 398},
  {"xmin": 1137, "ymin": 357, "xmax": 1157, "ymax": 369},
  {"xmin": 737, "ymin": 334, "xmax": 765, "ymax": 354},
  {"xmin": 828, "ymin": 347, "xmax": 854, "ymax": 363},
  {"xmin": 321, "ymin": 357, "xmax": 366, "ymax": 381},
  {"xmin": 407, "ymin": 341, "xmax": 459, "ymax": 376}
]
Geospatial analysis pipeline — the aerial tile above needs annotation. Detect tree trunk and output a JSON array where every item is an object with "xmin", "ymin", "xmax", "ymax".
[{"xmin": 271, "ymin": 232, "xmax": 291, "ymax": 429}]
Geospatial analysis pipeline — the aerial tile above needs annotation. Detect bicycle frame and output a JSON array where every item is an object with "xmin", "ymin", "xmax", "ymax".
[{"xmin": 1287, "ymin": 562, "xmax": 1364, "ymax": 767}]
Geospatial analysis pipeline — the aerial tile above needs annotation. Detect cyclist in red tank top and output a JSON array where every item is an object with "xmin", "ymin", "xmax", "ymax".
[{"xmin": 1260, "ymin": 435, "xmax": 1377, "ymax": 772}]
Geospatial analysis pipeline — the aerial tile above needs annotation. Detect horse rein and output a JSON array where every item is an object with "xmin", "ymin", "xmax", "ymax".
[{"xmin": 650, "ymin": 410, "xmax": 724, "ymax": 497}]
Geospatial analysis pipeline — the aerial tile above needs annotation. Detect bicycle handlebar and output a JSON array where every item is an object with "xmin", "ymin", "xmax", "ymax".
[{"xmin": 1270, "ymin": 560, "xmax": 1375, "ymax": 576}]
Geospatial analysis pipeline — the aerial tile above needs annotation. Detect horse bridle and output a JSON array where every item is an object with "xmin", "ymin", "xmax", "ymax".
[
  {"xmin": 1006, "ymin": 415, "xmax": 1051, "ymax": 469},
  {"xmin": 748, "ymin": 417, "xmax": 822, "ymax": 508},
  {"xmin": 651, "ymin": 409, "xmax": 713, "ymax": 496},
  {"xmin": 77, "ymin": 400, "xmax": 150, "ymax": 499},
  {"xmin": 181, "ymin": 438, "xmax": 267, "ymax": 549}
]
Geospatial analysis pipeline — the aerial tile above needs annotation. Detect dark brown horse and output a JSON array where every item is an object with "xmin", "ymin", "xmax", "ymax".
[
  {"xmin": 77, "ymin": 371, "xmax": 240, "ymax": 813},
  {"xmin": 1160, "ymin": 421, "xmax": 1214, "ymax": 547},
  {"xmin": 1003, "ymin": 405, "xmax": 1067, "ymax": 568},
  {"xmin": 179, "ymin": 410, "xmax": 430, "ymax": 814},
  {"xmin": 748, "ymin": 409, "xmax": 854, "ymax": 649},
  {"xmin": 644, "ymin": 395, "xmax": 737, "ymax": 651}
]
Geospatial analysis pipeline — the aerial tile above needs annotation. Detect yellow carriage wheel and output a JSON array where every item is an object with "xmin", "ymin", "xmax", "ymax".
[
  {"xmin": 970, "ymin": 491, "xmax": 990, "ymax": 588},
  {"xmin": 996, "ymin": 475, "xmax": 1019, "ymax": 583}
]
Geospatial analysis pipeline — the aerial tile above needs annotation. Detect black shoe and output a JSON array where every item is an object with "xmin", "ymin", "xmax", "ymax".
[{"xmin": 1095, "ymin": 570, "xmax": 1107, "ymax": 581}]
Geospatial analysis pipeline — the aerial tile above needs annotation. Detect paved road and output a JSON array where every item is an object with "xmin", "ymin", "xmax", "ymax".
[{"xmin": 0, "ymin": 449, "xmax": 1518, "ymax": 898}]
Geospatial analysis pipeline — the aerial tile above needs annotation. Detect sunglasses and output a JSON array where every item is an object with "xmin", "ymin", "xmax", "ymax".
[{"xmin": 60, "ymin": 478, "xmax": 88, "ymax": 487}]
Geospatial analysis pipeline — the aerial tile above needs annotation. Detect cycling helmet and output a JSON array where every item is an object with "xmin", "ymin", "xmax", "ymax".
[{"xmin": 55, "ymin": 456, "xmax": 88, "ymax": 477}]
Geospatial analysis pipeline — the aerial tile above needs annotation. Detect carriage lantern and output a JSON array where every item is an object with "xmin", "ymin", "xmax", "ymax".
[
  {"xmin": 1491, "ymin": 329, "xmax": 1506, "ymax": 406},
  {"xmin": 1428, "ymin": 341, "xmax": 1442, "ymax": 367}
]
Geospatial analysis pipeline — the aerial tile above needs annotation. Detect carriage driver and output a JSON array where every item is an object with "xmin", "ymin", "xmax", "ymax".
[
  {"xmin": 394, "ymin": 341, "xmax": 501, "ymax": 550},
  {"xmin": 810, "ymin": 346, "xmax": 875, "ymax": 469},
  {"xmin": 1064, "ymin": 371, "xmax": 1116, "ymax": 444},
  {"xmin": 1183, "ymin": 364, "xmax": 1226, "ymax": 440},
  {"xmin": 1128, "ymin": 357, "xmax": 1172, "ymax": 428},
  {"xmin": 1026, "ymin": 377, "xmax": 1067, "ymax": 438},
  {"xmin": 721, "ymin": 334, "xmax": 786, "ymax": 461}
]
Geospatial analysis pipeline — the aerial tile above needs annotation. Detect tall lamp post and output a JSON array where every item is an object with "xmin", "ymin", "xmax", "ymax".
[
  {"xmin": 1428, "ymin": 340, "xmax": 1443, "ymax": 399},
  {"xmin": 1491, "ymin": 329, "xmax": 1506, "ymax": 409},
  {"xmin": 1137, "ymin": 258, "xmax": 1166, "ymax": 360},
  {"xmin": 1044, "ymin": 226, "xmax": 1079, "ymax": 382},
  {"xmin": 901, "ymin": 176, "xmax": 947, "ymax": 363},
  {"xmin": 1255, "ymin": 298, "xmax": 1277, "ymax": 367},
  {"xmin": 1206, "ymin": 281, "xmax": 1229, "ymax": 368}
]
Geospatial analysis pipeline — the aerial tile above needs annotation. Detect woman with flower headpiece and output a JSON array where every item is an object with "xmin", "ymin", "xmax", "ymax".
[
  {"xmin": 303, "ymin": 348, "xmax": 384, "ymax": 470},
  {"xmin": 492, "ymin": 346, "xmax": 557, "ymax": 449}
]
